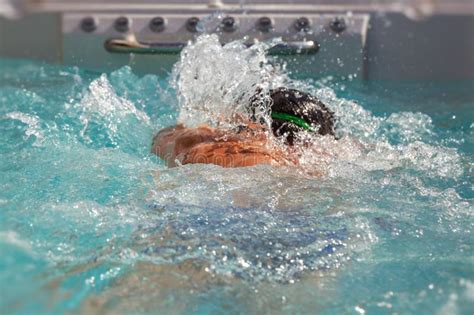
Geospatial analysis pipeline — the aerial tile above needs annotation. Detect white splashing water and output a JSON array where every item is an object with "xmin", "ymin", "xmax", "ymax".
[
  {"xmin": 306, "ymin": 86, "xmax": 463, "ymax": 179},
  {"xmin": 169, "ymin": 34, "xmax": 464, "ymax": 180},
  {"xmin": 77, "ymin": 74, "xmax": 150, "ymax": 144},
  {"xmin": 171, "ymin": 34, "xmax": 287, "ymax": 127},
  {"xmin": 4, "ymin": 111, "xmax": 45, "ymax": 146}
]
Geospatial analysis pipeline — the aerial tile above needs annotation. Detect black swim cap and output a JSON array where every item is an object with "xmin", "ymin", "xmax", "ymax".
[{"xmin": 269, "ymin": 87, "xmax": 335, "ymax": 145}]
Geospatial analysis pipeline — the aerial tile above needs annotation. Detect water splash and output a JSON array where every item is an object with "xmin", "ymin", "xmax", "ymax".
[
  {"xmin": 74, "ymin": 73, "xmax": 151, "ymax": 151},
  {"xmin": 134, "ymin": 165, "xmax": 379, "ymax": 283},
  {"xmin": 171, "ymin": 34, "xmax": 286, "ymax": 128},
  {"xmin": 170, "ymin": 34, "xmax": 464, "ymax": 181},
  {"xmin": 4, "ymin": 111, "xmax": 45, "ymax": 146}
]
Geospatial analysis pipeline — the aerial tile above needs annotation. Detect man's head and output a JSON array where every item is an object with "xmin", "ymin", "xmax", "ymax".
[{"xmin": 252, "ymin": 88, "xmax": 335, "ymax": 145}]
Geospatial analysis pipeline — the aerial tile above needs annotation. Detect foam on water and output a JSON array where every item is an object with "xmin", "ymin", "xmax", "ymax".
[{"xmin": 0, "ymin": 34, "xmax": 472, "ymax": 314}]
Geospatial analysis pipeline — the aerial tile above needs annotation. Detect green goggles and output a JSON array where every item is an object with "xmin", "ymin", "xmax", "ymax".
[{"xmin": 271, "ymin": 112, "xmax": 314, "ymax": 132}]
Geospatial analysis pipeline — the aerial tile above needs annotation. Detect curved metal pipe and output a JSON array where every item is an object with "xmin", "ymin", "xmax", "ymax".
[
  {"xmin": 104, "ymin": 38, "xmax": 186, "ymax": 54},
  {"xmin": 104, "ymin": 38, "xmax": 319, "ymax": 55},
  {"xmin": 266, "ymin": 40, "xmax": 319, "ymax": 55}
]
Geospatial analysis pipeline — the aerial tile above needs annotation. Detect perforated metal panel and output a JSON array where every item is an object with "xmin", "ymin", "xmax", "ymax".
[{"xmin": 62, "ymin": 12, "xmax": 369, "ymax": 77}]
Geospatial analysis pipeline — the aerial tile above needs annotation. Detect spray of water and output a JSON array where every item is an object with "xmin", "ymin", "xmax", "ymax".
[
  {"xmin": 171, "ymin": 34, "xmax": 288, "ymax": 128},
  {"xmin": 170, "ymin": 34, "xmax": 464, "ymax": 180}
]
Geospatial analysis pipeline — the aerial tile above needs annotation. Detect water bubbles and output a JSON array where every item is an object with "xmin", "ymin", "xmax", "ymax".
[
  {"xmin": 354, "ymin": 305, "xmax": 366, "ymax": 314},
  {"xmin": 99, "ymin": 267, "xmax": 121, "ymax": 281},
  {"xmin": 85, "ymin": 276, "xmax": 96, "ymax": 287},
  {"xmin": 336, "ymin": 57, "xmax": 345, "ymax": 67},
  {"xmin": 197, "ymin": 11, "xmax": 225, "ymax": 33}
]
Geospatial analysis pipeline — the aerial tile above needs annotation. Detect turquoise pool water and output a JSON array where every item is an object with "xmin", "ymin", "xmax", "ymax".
[{"xmin": 0, "ymin": 40, "xmax": 473, "ymax": 314}]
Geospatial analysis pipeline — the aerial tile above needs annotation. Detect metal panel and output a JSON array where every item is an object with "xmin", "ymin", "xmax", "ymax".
[
  {"xmin": 366, "ymin": 13, "xmax": 474, "ymax": 80},
  {"xmin": 0, "ymin": 12, "xmax": 61, "ymax": 62},
  {"xmin": 0, "ymin": 1, "xmax": 473, "ymax": 79},
  {"xmin": 62, "ymin": 13, "xmax": 368, "ymax": 76}
]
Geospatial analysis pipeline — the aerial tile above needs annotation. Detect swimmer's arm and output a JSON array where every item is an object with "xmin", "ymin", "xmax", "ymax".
[
  {"xmin": 152, "ymin": 125, "xmax": 226, "ymax": 167},
  {"xmin": 151, "ymin": 124, "xmax": 186, "ymax": 166},
  {"xmin": 182, "ymin": 141, "xmax": 293, "ymax": 168},
  {"xmin": 152, "ymin": 125, "xmax": 294, "ymax": 168}
]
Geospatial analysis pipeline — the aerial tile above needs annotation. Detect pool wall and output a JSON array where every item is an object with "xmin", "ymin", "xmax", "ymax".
[{"xmin": 0, "ymin": 0, "xmax": 473, "ymax": 79}]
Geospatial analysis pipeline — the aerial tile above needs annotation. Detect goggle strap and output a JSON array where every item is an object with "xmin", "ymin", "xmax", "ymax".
[{"xmin": 271, "ymin": 112, "xmax": 313, "ymax": 132}]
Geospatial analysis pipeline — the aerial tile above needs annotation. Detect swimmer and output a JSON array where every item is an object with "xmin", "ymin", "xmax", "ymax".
[{"xmin": 151, "ymin": 88, "xmax": 335, "ymax": 168}]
